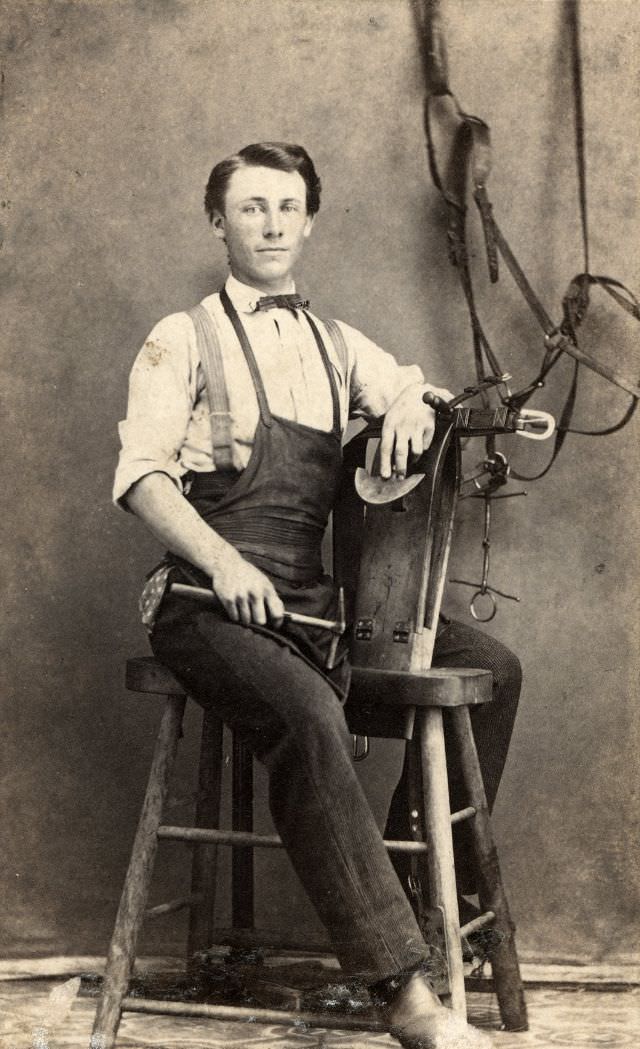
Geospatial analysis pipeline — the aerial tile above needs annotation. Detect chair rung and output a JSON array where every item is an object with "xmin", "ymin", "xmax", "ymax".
[
  {"xmin": 122, "ymin": 997, "xmax": 386, "ymax": 1032},
  {"xmin": 460, "ymin": 910, "xmax": 496, "ymax": 938},
  {"xmin": 145, "ymin": 894, "xmax": 201, "ymax": 919}
]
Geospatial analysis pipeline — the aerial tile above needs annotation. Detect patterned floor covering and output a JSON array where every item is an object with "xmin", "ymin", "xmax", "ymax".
[{"xmin": 1, "ymin": 979, "xmax": 638, "ymax": 1049}]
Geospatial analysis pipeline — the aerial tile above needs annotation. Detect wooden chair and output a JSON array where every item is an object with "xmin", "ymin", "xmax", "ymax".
[{"xmin": 92, "ymin": 423, "xmax": 528, "ymax": 1047}]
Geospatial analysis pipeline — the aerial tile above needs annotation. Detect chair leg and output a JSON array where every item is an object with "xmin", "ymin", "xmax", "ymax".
[
  {"xmin": 187, "ymin": 710, "xmax": 224, "ymax": 964},
  {"xmin": 450, "ymin": 706, "xmax": 528, "ymax": 1032},
  {"xmin": 417, "ymin": 707, "xmax": 466, "ymax": 1016},
  {"xmin": 91, "ymin": 694, "xmax": 186, "ymax": 1049},
  {"xmin": 231, "ymin": 732, "xmax": 254, "ymax": 930}
]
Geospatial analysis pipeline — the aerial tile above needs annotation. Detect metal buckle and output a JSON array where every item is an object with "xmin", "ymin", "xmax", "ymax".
[
  {"xmin": 352, "ymin": 735, "xmax": 370, "ymax": 762},
  {"xmin": 543, "ymin": 327, "xmax": 568, "ymax": 352}
]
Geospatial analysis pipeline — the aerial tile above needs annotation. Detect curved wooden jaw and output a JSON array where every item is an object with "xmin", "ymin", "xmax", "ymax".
[{"xmin": 354, "ymin": 466, "xmax": 426, "ymax": 505}]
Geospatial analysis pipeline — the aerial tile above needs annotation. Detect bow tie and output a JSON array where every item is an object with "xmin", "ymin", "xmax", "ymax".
[{"xmin": 255, "ymin": 294, "xmax": 309, "ymax": 312}]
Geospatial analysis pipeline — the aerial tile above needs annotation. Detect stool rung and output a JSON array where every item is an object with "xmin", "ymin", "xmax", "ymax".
[
  {"xmin": 451, "ymin": 805, "xmax": 476, "ymax": 824},
  {"xmin": 460, "ymin": 911, "xmax": 496, "ymax": 938},
  {"xmin": 205, "ymin": 926, "xmax": 333, "ymax": 955},
  {"xmin": 158, "ymin": 825, "xmax": 429, "ymax": 852},
  {"xmin": 122, "ymin": 997, "xmax": 385, "ymax": 1032},
  {"xmin": 159, "ymin": 826, "xmax": 282, "ymax": 848},
  {"xmin": 145, "ymin": 893, "xmax": 202, "ymax": 919},
  {"xmin": 157, "ymin": 821, "xmax": 472, "ymax": 849}
]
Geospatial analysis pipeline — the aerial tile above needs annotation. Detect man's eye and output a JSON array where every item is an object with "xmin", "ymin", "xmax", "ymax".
[
  {"xmin": 243, "ymin": 205, "xmax": 260, "ymax": 214},
  {"xmin": 282, "ymin": 204, "xmax": 299, "ymax": 213}
]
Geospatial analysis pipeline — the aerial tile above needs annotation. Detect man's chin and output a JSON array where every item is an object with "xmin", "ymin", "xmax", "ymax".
[{"xmin": 247, "ymin": 264, "xmax": 293, "ymax": 285}]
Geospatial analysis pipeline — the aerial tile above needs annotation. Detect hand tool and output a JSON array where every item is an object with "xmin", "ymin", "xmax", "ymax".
[{"xmin": 170, "ymin": 583, "xmax": 346, "ymax": 670}]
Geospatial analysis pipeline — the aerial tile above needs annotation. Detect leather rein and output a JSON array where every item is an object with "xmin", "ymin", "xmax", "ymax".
[{"xmin": 412, "ymin": 0, "xmax": 640, "ymax": 482}]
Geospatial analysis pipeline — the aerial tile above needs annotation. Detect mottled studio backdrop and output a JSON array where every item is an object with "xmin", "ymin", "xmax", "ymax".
[{"xmin": 1, "ymin": 0, "xmax": 638, "ymax": 964}]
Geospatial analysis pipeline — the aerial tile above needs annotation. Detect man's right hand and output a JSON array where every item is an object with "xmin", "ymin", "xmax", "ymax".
[
  {"xmin": 211, "ymin": 548, "xmax": 285, "ymax": 628},
  {"xmin": 125, "ymin": 473, "xmax": 285, "ymax": 628}
]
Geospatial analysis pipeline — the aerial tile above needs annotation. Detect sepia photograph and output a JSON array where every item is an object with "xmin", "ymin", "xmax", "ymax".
[{"xmin": 1, "ymin": 1, "xmax": 638, "ymax": 1047}]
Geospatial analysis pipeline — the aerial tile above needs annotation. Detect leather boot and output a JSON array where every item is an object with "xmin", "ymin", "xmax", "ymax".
[{"xmin": 381, "ymin": 971, "xmax": 493, "ymax": 1049}]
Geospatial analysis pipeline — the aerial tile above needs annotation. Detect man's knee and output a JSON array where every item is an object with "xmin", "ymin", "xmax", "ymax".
[
  {"xmin": 434, "ymin": 620, "xmax": 521, "ymax": 698},
  {"xmin": 487, "ymin": 639, "xmax": 521, "ymax": 696},
  {"xmin": 261, "ymin": 688, "xmax": 352, "ymax": 776}
]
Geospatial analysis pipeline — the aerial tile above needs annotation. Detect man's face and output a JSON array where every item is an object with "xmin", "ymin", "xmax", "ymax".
[{"xmin": 212, "ymin": 165, "xmax": 314, "ymax": 292}]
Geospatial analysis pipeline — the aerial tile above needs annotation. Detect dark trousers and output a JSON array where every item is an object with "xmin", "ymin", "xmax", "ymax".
[
  {"xmin": 384, "ymin": 617, "xmax": 521, "ymax": 900},
  {"xmin": 151, "ymin": 596, "xmax": 520, "ymax": 985}
]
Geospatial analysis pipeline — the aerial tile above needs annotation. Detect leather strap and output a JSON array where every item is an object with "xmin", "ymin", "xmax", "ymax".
[
  {"xmin": 414, "ymin": 0, "xmax": 639, "ymax": 485},
  {"xmin": 188, "ymin": 304, "xmax": 234, "ymax": 469}
]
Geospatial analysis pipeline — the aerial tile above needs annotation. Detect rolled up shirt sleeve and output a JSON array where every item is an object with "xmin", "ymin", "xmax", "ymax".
[
  {"xmin": 113, "ymin": 313, "xmax": 198, "ymax": 509},
  {"xmin": 335, "ymin": 321, "xmax": 425, "ymax": 420}
]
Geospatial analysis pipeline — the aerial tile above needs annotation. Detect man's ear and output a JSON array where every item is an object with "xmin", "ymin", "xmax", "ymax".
[
  {"xmin": 212, "ymin": 210, "xmax": 226, "ymax": 241},
  {"xmin": 303, "ymin": 213, "xmax": 315, "ymax": 239}
]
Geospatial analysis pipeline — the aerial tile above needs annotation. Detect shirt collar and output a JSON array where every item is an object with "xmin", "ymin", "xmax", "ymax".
[{"xmin": 224, "ymin": 274, "xmax": 297, "ymax": 315}]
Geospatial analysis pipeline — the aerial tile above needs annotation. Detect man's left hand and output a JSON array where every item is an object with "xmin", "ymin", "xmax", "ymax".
[{"xmin": 379, "ymin": 382, "xmax": 453, "ymax": 480}]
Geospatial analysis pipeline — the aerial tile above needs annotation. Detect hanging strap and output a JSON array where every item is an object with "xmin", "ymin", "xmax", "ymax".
[
  {"xmin": 414, "ymin": 0, "xmax": 639, "ymax": 484},
  {"xmin": 188, "ymin": 304, "xmax": 234, "ymax": 469}
]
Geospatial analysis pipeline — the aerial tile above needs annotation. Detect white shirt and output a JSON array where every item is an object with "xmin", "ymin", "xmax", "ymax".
[{"xmin": 113, "ymin": 275, "xmax": 425, "ymax": 506}]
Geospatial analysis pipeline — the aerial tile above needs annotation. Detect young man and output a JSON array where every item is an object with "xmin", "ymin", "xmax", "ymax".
[{"xmin": 114, "ymin": 142, "xmax": 520, "ymax": 1049}]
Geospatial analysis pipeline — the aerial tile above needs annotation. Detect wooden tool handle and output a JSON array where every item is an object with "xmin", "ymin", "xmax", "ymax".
[{"xmin": 169, "ymin": 583, "xmax": 344, "ymax": 635}]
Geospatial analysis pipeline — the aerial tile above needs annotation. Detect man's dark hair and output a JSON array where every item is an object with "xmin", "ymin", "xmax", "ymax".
[{"xmin": 204, "ymin": 142, "xmax": 322, "ymax": 220}]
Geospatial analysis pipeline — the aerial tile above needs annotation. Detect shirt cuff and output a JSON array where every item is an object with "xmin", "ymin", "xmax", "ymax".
[{"xmin": 112, "ymin": 459, "xmax": 185, "ymax": 511}]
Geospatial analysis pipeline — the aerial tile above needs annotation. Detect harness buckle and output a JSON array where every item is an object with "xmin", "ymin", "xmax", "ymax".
[
  {"xmin": 515, "ymin": 409, "xmax": 556, "ymax": 441},
  {"xmin": 543, "ymin": 327, "xmax": 569, "ymax": 352}
]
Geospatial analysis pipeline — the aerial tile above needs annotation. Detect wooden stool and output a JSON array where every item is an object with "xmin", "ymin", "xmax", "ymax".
[{"xmin": 91, "ymin": 656, "xmax": 527, "ymax": 1048}]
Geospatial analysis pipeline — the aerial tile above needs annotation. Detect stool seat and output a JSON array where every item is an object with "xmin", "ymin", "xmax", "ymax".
[
  {"xmin": 125, "ymin": 656, "xmax": 492, "ymax": 709},
  {"xmin": 125, "ymin": 656, "xmax": 186, "ymax": 695},
  {"xmin": 350, "ymin": 666, "xmax": 492, "ymax": 708}
]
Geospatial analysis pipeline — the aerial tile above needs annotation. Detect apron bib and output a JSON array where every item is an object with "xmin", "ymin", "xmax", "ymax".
[{"xmin": 166, "ymin": 288, "xmax": 350, "ymax": 698}]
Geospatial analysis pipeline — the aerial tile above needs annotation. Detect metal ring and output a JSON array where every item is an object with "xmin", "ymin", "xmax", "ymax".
[{"xmin": 469, "ymin": 590, "xmax": 497, "ymax": 622}]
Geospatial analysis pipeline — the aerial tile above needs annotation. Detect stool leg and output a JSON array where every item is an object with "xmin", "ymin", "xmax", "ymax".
[
  {"xmin": 450, "ymin": 706, "xmax": 528, "ymax": 1032},
  {"xmin": 231, "ymin": 732, "xmax": 254, "ymax": 930},
  {"xmin": 91, "ymin": 694, "xmax": 186, "ymax": 1049},
  {"xmin": 187, "ymin": 710, "xmax": 224, "ymax": 964},
  {"xmin": 418, "ymin": 707, "xmax": 466, "ymax": 1016},
  {"xmin": 407, "ymin": 737, "xmax": 430, "ymax": 909}
]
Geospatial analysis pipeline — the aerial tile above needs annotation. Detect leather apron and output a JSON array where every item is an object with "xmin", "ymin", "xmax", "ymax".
[{"xmin": 169, "ymin": 288, "xmax": 350, "ymax": 699}]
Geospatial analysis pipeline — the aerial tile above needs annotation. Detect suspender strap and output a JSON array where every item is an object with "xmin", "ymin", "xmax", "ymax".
[
  {"xmin": 221, "ymin": 286, "xmax": 346, "ymax": 435},
  {"xmin": 304, "ymin": 314, "xmax": 343, "ymax": 434},
  {"xmin": 188, "ymin": 304, "xmax": 234, "ymax": 469},
  {"xmin": 323, "ymin": 317, "xmax": 349, "ymax": 377},
  {"xmin": 219, "ymin": 287, "xmax": 273, "ymax": 427}
]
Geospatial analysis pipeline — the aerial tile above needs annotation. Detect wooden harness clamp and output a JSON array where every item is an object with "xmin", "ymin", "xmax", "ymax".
[{"xmin": 351, "ymin": 383, "xmax": 555, "ymax": 652}]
